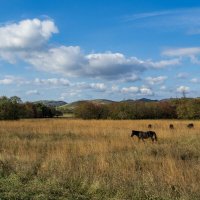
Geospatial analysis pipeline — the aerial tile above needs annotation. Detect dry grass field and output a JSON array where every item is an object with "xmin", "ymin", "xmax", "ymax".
[{"xmin": 0, "ymin": 119, "xmax": 200, "ymax": 199}]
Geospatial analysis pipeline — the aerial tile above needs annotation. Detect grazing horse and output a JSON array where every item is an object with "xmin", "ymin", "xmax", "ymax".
[
  {"xmin": 169, "ymin": 124, "xmax": 174, "ymax": 129},
  {"xmin": 131, "ymin": 130, "xmax": 157, "ymax": 142},
  {"xmin": 187, "ymin": 123, "xmax": 194, "ymax": 128},
  {"xmin": 148, "ymin": 124, "xmax": 152, "ymax": 129}
]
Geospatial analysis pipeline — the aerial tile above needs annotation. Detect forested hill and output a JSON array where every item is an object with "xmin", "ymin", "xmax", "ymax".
[
  {"xmin": 67, "ymin": 98, "xmax": 200, "ymax": 120},
  {"xmin": 34, "ymin": 100, "xmax": 67, "ymax": 107}
]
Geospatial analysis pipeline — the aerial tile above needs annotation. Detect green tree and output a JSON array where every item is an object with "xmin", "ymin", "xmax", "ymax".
[{"xmin": 0, "ymin": 96, "xmax": 20, "ymax": 119}]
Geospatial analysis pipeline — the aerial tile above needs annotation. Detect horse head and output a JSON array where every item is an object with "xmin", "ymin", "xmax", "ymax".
[{"xmin": 131, "ymin": 130, "xmax": 136, "ymax": 137}]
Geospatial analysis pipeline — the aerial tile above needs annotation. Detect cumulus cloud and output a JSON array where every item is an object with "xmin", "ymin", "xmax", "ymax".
[
  {"xmin": 90, "ymin": 83, "xmax": 106, "ymax": 91},
  {"xmin": 26, "ymin": 46, "xmax": 85, "ymax": 76},
  {"xmin": 25, "ymin": 49, "xmax": 148, "ymax": 78},
  {"xmin": 177, "ymin": 86, "xmax": 190, "ymax": 93},
  {"xmin": 86, "ymin": 53, "xmax": 146, "ymax": 77},
  {"xmin": 0, "ymin": 18, "xmax": 58, "ymax": 50},
  {"xmin": 121, "ymin": 86, "xmax": 153, "ymax": 96},
  {"xmin": 72, "ymin": 82, "xmax": 107, "ymax": 92},
  {"xmin": 121, "ymin": 86, "xmax": 139, "ymax": 93},
  {"xmin": 0, "ymin": 18, "xmax": 181, "ymax": 80},
  {"xmin": 23, "ymin": 48, "xmax": 180, "ymax": 79},
  {"xmin": 140, "ymin": 86, "xmax": 154, "ymax": 95},
  {"xmin": 145, "ymin": 76, "xmax": 167, "ymax": 85}
]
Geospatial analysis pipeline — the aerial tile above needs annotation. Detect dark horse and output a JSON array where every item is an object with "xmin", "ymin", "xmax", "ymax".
[
  {"xmin": 131, "ymin": 130, "xmax": 157, "ymax": 142},
  {"xmin": 148, "ymin": 124, "xmax": 152, "ymax": 129},
  {"xmin": 169, "ymin": 124, "xmax": 174, "ymax": 129},
  {"xmin": 187, "ymin": 123, "xmax": 194, "ymax": 128}
]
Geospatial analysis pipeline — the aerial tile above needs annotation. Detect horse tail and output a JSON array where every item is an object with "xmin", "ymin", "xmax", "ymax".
[{"xmin": 154, "ymin": 132, "xmax": 158, "ymax": 141}]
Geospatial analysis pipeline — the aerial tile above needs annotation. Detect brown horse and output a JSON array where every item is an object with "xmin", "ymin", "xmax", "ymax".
[
  {"xmin": 131, "ymin": 130, "xmax": 157, "ymax": 142},
  {"xmin": 169, "ymin": 124, "xmax": 174, "ymax": 129},
  {"xmin": 187, "ymin": 123, "xmax": 194, "ymax": 128},
  {"xmin": 148, "ymin": 124, "xmax": 152, "ymax": 129}
]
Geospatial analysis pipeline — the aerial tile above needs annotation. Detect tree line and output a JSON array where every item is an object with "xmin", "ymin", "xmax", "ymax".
[
  {"xmin": 0, "ymin": 96, "xmax": 62, "ymax": 120},
  {"xmin": 74, "ymin": 98, "xmax": 200, "ymax": 120},
  {"xmin": 1, "ymin": 96, "xmax": 200, "ymax": 120}
]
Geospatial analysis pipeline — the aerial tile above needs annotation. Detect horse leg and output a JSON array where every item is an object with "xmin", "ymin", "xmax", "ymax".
[{"xmin": 142, "ymin": 138, "xmax": 145, "ymax": 143}]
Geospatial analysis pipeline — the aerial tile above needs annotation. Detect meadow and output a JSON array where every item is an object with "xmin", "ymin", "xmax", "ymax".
[{"xmin": 0, "ymin": 119, "xmax": 199, "ymax": 200}]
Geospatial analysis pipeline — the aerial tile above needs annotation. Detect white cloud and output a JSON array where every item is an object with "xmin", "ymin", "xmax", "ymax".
[
  {"xmin": 176, "ymin": 72, "xmax": 189, "ymax": 79},
  {"xmin": 145, "ymin": 76, "xmax": 167, "ymax": 85},
  {"xmin": 0, "ymin": 76, "xmax": 15, "ymax": 85},
  {"xmin": 26, "ymin": 89, "xmax": 40, "ymax": 95},
  {"xmin": 34, "ymin": 78, "xmax": 70, "ymax": 86},
  {"xmin": 86, "ymin": 53, "xmax": 146, "ymax": 77},
  {"xmin": 162, "ymin": 47, "xmax": 200, "ymax": 65},
  {"xmin": 140, "ymin": 86, "xmax": 154, "ymax": 96},
  {"xmin": 60, "ymin": 91, "xmax": 82, "ymax": 100},
  {"xmin": 160, "ymin": 85, "xmax": 166, "ymax": 90},
  {"xmin": 190, "ymin": 78, "xmax": 199, "ymax": 83},
  {"xmin": 0, "ymin": 18, "xmax": 180, "ymax": 82},
  {"xmin": 177, "ymin": 86, "xmax": 190, "ymax": 93},
  {"xmin": 26, "ymin": 46, "xmax": 85, "ymax": 76},
  {"xmin": 124, "ymin": 8, "xmax": 200, "ymax": 35},
  {"xmin": 0, "ymin": 75, "xmax": 27, "ymax": 85},
  {"xmin": 90, "ymin": 83, "xmax": 106, "ymax": 91},
  {"xmin": 72, "ymin": 82, "xmax": 107, "ymax": 92},
  {"xmin": 121, "ymin": 74, "xmax": 140, "ymax": 82},
  {"xmin": 124, "ymin": 10, "xmax": 172, "ymax": 21},
  {"xmin": 163, "ymin": 47, "xmax": 200, "ymax": 57},
  {"xmin": 147, "ymin": 59, "xmax": 180, "ymax": 68},
  {"xmin": 111, "ymin": 85, "xmax": 119, "ymax": 92},
  {"xmin": 27, "ymin": 78, "xmax": 107, "ymax": 94},
  {"xmin": 121, "ymin": 86, "xmax": 153, "ymax": 96},
  {"xmin": 24, "ymin": 47, "xmax": 180, "ymax": 79},
  {"xmin": 26, "ymin": 50, "xmax": 148, "ymax": 78},
  {"xmin": 0, "ymin": 18, "xmax": 58, "ymax": 50},
  {"xmin": 189, "ymin": 55, "xmax": 200, "ymax": 64},
  {"xmin": 121, "ymin": 86, "xmax": 139, "ymax": 93}
]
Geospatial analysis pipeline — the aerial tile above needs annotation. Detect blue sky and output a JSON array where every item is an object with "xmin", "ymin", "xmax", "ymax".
[{"xmin": 0, "ymin": 0, "xmax": 200, "ymax": 102}]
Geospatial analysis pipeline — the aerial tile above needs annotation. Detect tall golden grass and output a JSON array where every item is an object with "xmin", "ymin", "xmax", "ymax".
[{"xmin": 0, "ymin": 119, "xmax": 199, "ymax": 199}]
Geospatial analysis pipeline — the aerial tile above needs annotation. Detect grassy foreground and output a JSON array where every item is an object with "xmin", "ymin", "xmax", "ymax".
[{"xmin": 0, "ymin": 119, "xmax": 200, "ymax": 200}]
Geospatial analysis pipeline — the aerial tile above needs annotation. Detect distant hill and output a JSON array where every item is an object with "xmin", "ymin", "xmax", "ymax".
[
  {"xmin": 34, "ymin": 100, "xmax": 67, "ymax": 107},
  {"xmin": 136, "ymin": 98, "xmax": 158, "ymax": 102},
  {"xmin": 160, "ymin": 97, "xmax": 194, "ymax": 102},
  {"xmin": 121, "ymin": 98, "xmax": 158, "ymax": 103},
  {"xmin": 37, "ymin": 98, "xmax": 160, "ymax": 111},
  {"xmin": 57, "ymin": 99, "xmax": 115, "ymax": 113},
  {"xmin": 90, "ymin": 99, "xmax": 116, "ymax": 104}
]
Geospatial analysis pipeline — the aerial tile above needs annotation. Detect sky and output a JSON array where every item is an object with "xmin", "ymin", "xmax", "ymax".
[{"xmin": 0, "ymin": 0, "xmax": 200, "ymax": 102}]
